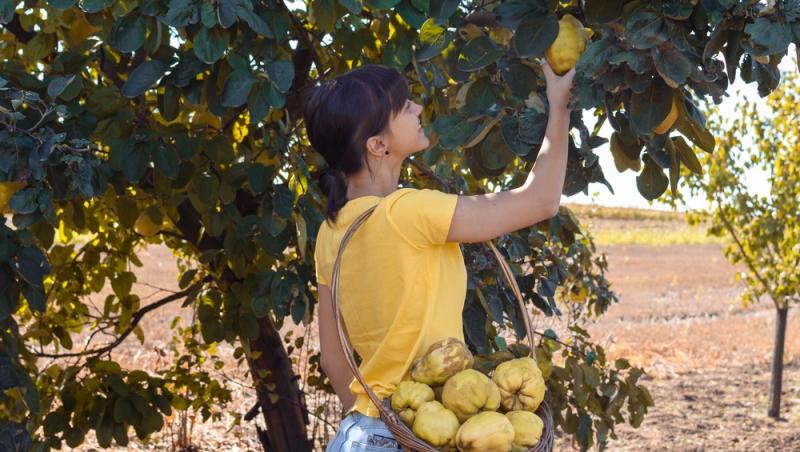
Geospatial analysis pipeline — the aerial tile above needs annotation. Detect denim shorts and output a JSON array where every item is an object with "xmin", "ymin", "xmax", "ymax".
[{"xmin": 325, "ymin": 411, "xmax": 403, "ymax": 451}]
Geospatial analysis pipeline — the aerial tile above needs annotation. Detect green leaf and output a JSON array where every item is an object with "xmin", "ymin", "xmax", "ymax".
[
  {"xmin": 221, "ymin": 71, "xmax": 256, "ymax": 108},
  {"xmin": 367, "ymin": 0, "xmax": 400, "ymax": 7},
  {"xmin": 247, "ymin": 163, "xmax": 273, "ymax": 194},
  {"xmin": 457, "ymin": 36, "xmax": 504, "ymax": 72},
  {"xmin": 205, "ymin": 135, "xmax": 234, "ymax": 165},
  {"xmin": 79, "ymin": 0, "xmax": 112, "ymax": 13},
  {"xmin": 610, "ymin": 132, "xmax": 642, "ymax": 172},
  {"xmin": 430, "ymin": 0, "xmax": 459, "ymax": 25},
  {"xmin": 337, "ymin": 0, "xmax": 362, "ymax": 15},
  {"xmin": 652, "ymin": 45, "xmax": 692, "ymax": 87},
  {"xmin": 500, "ymin": 60, "xmax": 537, "ymax": 99},
  {"xmin": 113, "ymin": 397, "xmax": 134, "ymax": 422},
  {"xmin": 577, "ymin": 413, "xmax": 592, "ymax": 448},
  {"xmin": 266, "ymin": 60, "xmax": 294, "ymax": 93},
  {"xmin": 671, "ymin": 136, "xmax": 702, "ymax": 175},
  {"xmin": 47, "ymin": 0, "xmax": 78, "ymax": 9},
  {"xmin": 703, "ymin": 18, "xmax": 730, "ymax": 62},
  {"xmin": 217, "ymin": 0, "xmax": 237, "ymax": 28},
  {"xmin": 666, "ymin": 139, "xmax": 680, "ymax": 194},
  {"xmin": 290, "ymin": 295, "xmax": 307, "ymax": 325},
  {"xmin": 584, "ymin": 0, "xmax": 625, "ymax": 25},
  {"xmin": 113, "ymin": 423, "xmax": 129, "ymax": 447},
  {"xmin": 464, "ymin": 77, "xmax": 499, "ymax": 117},
  {"xmin": 193, "ymin": 26, "xmax": 229, "ymax": 64},
  {"xmin": 416, "ymin": 19, "xmax": 449, "ymax": 62},
  {"xmin": 111, "ymin": 13, "xmax": 146, "ymax": 53},
  {"xmin": 47, "ymin": 75, "xmax": 77, "ymax": 100},
  {"xmin": 121, "ymin": 60, "xmax": 168, "ymax": 98},
  {"xmin": 154, "ymin": 144, "xmax": 179, "ymax": 179},
  {"xmin": 96, "ymin": 419, "xmax": 113, "ymax": 448},
  {"xmin": 433, "ymin": 114, "xmax": 477, "ymax": 148},
  {"xmin": 493, "ymin": 0, "xmax": 549, "ymax": 29},
  {"xmin": 309, "ymin": 0, "xmax": 337, "ymax": 33},
  {"xmin": 512, "ymin": 14, "xmax": 558, "ymax": 58},
  {"xmin": 161, "ymin": 0, "xmax": 200, "ymax": 28},
  {"xmin": 745, "ymin": 17, "xmax": 792, "ymax": 56},
  {"xmin": 201, "ymin": 1, "xmax": 217, "ymax": 27},
  {"xmin": 237, "ymin": 3, "xmax": 273, "ymax": 37},
  {"xmin": 674, "ymin": 94, "xmax": 715, "ymax": 152},
  {"xmin": 636, "ymin": 154, "xmax": 669, "ymax": 200},
  {"xmin": 43, "ymin": 412, "xmax": 69, "ymax": 436},
  {"xmin": 115, "ymin": 195, "xmax": 139, "ymax": 229},
  {"xmin": 111, "ymin": 140, "xmax": 150, "ymax": 183},
  {"xmin": 111, "ymin": 272, "xmax": 135, "ymax": 297},
  {"xmin": 248, "ymin": 79, "xmax": 283, "ymax": 123},
  {"xmin": 9, "ymin": 188, "xmax": 37, "ymax": 215},
  {"xmin": 396, "ymin": 0, "xmax": 426, "ymax": 29},
  {"xmin": 608, "ymin": 50, "xmax": 651, "ymax": 74},
  {"xmin": 628, "ymin": 81, "xmax": 672, "ymax": 135},
  {"xmin": 623, "ymin": 8, "xmax": 667, "ymax": 49},
  {"xmin": 382, "ymin": 38, "xmax": 413, "ymax": 71}
]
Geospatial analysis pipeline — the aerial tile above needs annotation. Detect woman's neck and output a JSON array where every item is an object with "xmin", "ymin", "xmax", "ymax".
[{"xmin": 346, "ymin": 169, "xmax": 402, "ymax": 199}]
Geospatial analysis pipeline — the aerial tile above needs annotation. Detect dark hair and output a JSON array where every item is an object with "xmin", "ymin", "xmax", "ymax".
[{"xmin": 303, "ymin": 64, "xmax": 409, "ymax": 226}]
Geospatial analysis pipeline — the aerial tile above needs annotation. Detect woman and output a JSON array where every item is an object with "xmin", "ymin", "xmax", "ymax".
[{"xmin": 304, "ymin": 62, "xmax": 574, "ymax": 451}]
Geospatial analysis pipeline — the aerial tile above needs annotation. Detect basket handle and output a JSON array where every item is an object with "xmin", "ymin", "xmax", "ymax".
[{"xmin": 330, "ymin": 203, "xmax": 538, "ymax": 416}]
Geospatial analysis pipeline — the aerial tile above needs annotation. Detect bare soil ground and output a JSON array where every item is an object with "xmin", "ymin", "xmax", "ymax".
[{"xmin": 64, "ymin": 241, "xmax": 799, "ymax": 451}]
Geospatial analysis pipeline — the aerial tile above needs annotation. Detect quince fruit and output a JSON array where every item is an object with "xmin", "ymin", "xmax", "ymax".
[
  {"xmin": 455, "ymin": 411, "xmax": 514, "ymax": 452},
  {"xmin": 545, "ymin": 14, "xmax": 593, "ymax": 75},
  {"xmin": 411, "ymin": 400, "xmax": 460, "ymax": 451},
  {"xmin": 411, "ymin": 337, "xmax": 474, "ymax": 386},
  {"xmin": 441, "ymin": 369, "xmax": 501, "ymax": 423},
  {"xmin": 505, "ymin": 410, "xmax": 544, "ymax": 451},
  {"xmin": 390, "ymin": 380, "xmax": 434, "ymax": 427},
  {"xmin": 492, "ymin": 357, "xmax": 546, "ymax": 412}
]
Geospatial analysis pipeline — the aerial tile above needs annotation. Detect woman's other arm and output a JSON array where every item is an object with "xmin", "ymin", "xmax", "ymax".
[
  {"xmin": 446, "ymin": 63, "xmax": 576, "ymax": 244},
  {"xmin": 317, "ymin": 283, "xmax": 357, "ymax": 412}
]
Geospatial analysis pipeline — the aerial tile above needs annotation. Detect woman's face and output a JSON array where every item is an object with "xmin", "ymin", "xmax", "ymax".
[{"xmin": 385, "ymin": 98, "xmax": 429, "ymax": 158}]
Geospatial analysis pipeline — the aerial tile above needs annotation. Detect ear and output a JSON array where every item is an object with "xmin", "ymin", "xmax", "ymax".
[{"xmin": 365, "ymin": 134, "xmax": 389, "ymax": 157}]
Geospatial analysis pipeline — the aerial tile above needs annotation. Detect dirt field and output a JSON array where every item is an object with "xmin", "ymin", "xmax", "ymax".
[{"xmin": 62, "ymin": 239, "xmax": 799, "ymax": 451}]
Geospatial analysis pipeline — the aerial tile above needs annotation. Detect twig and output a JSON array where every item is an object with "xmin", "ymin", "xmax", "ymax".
[
  {"xmin": 31, "ymin": 276, "xmax": 211, "ymax": 358},
  {"xmin": 715, "ymin": 197, "xmax": 779, "ymax": 308}
]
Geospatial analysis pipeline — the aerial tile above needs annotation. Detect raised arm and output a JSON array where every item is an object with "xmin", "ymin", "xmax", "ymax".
[{"xmin": 446, "ymin": 63, "xmax": 575, "ymax": 244}]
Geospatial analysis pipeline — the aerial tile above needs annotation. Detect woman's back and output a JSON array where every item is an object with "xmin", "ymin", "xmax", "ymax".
[{"xmin": 314, "ymin": 187, "xmax": 466, "ymax": 417}]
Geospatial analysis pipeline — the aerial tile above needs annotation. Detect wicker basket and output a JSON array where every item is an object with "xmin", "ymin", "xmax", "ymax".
[{"xmin": 330, "ymin": 203, "xmax": 555, "ymax": 452}]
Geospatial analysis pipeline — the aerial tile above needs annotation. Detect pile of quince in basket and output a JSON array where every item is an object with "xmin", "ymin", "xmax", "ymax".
[{"xmin": 390, "ymin": 337, "xmax": 546, "ymax": 451}]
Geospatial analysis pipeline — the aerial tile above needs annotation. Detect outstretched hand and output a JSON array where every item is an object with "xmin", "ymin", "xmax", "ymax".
[{"xmin": 541, "ymin": 61, "xmax": 576, "ymax": 112}]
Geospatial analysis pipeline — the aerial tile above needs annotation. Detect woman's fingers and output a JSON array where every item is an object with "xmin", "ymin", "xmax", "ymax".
[{"xmin": 541, "ymin": 61, "xmax": 556, "ymax": 81}]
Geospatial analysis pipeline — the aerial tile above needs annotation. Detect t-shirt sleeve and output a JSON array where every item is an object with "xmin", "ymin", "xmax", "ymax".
[
  {"xmin": 314, "ymin": 227, "xmax": 330, "ymax": 286},
  {"xmin": 385, "ymin": 188, "xmax": 460, "ymax": 248}
]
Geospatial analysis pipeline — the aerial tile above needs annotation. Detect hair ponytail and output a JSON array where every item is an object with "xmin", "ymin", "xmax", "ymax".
[
  {"xmin": 313, "ymin": 166, "xmax": 348, "ymax": 223},
  {"xmin": 302, "ymin": 64, "xmax": 409, "ymax": 226}
]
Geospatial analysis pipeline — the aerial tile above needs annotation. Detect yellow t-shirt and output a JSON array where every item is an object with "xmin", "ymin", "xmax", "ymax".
[{"xmin": 314, "ymin": 187, "xmax": 467, "ymax": 418}]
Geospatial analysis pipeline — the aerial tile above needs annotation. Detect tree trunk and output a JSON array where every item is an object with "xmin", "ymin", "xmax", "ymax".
[
  {"xmin": 767, "ymin": 306, "xmax": 789, "ymax": 419},
  {"xmin": 245, "ymin": 314, "xmax": 312, "ymax": 451}
]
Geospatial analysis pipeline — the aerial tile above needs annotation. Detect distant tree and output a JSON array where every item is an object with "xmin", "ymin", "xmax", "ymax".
[{"xmin": 683, "ymin": 66, "xmax": 800, "ymax": 419}]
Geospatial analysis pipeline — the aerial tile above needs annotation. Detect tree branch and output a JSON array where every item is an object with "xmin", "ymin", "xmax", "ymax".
[
  {"xmin": 715, "ymin": 197, "xmax": 780, "ymax": 308},
  {"xmin": 32, "ymin": 276, "xmax": 212, "ymax": 359}
]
